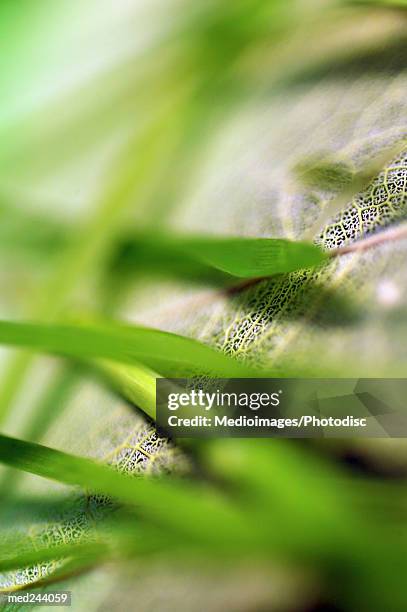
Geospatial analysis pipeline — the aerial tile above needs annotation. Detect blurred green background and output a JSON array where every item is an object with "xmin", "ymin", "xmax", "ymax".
[{"xmin": 0, "ymin": 1, "xmax": 407, "ymax": 610}]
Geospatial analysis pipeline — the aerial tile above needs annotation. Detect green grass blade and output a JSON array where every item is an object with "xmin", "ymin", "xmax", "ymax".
[
  {"xmin": 0, "ymin": 432, "xmax": 193, "ymax": 513},
  {"xmin": 0, "ymin": 540, "xmax": 108, "ymax": 573},
  {"xmin": 0, "ymin": 433, "xmax": 400, "ymax": 571},
  {"xmin": 94, "ymin": 360, "xmax": 158, "ymax": 419},
  {"xmin": 0, "ymin": 320, "xmax": 254, "ymax": 377},
  {"xmin": 0, "ymin": 433, "xmax": 130, "ymax": 496},
  {"xmin": 0, "ymin": 433, "xmax": 261, "ymax": 549},
  {"xmin": 0, "ymin": 366, "xmax": 81, "ymax": 501},
  {"xmin": 116, "ymin": 234, "xmax": 327, "ymax": 278}
]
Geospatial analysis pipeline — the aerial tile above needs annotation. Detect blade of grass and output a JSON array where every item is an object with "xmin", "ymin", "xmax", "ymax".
[
  {"xmin": 0, "ymin": 217, "xmax": 327, "ymax": 283},
  {"xmin": 115, "ymin": 233, "xmax": 327, "ymax": 278},
  {"xmin": 0, "ymin": 506, "xmax": 210, "ymax": 579},
  {"xmin": 0, "ymin": 320, "xmax": 256, "ymax": 378},
  {"xmin": 0, "ymin": 541, "xmax": 108, "ymax": 574},
  {"xmin": 94, "ymin": 360, "xmax": 158, "ymax": 419},
  {"xmin": 0, "ymin": 365, "xmax": 81, "ymax": 503},
  {"xmin": 1, "ymin": 433, "xmax": 405, "ymax": 576},
  {"xmin": 0, "ymin": 433, "xmax": 263, "ymax": 549}
]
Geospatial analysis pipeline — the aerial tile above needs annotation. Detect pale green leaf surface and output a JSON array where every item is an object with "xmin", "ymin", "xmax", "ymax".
[{"xmin": 0, "ymin": 1, "xmax": 407, "ymax": 610}]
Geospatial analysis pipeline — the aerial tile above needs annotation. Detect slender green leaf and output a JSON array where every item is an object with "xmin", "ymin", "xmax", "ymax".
[
  {"xmin": 0, "ymin": 540, "xmax": 108, "ymax": 573},
  {"xmin": 0, "ymin": 434, "xmax": 402, "ymax": 574},
  {"xmin": 0, "ymin": 320, "xmax": 255, "ymax": 378},
  {"xmin": 116, "ymin": 233, "xmax": 327, "ymax": 278},
  {"xmin": 0, "ymin": 433, "xmax": 261, "ymax": 549},
  {"xmin": 94, "ymin": 359, "xmax": 158, "ymax": 419}
]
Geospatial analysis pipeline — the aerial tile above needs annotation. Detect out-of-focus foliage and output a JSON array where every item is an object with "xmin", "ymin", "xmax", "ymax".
[{"xmin": 0, "ymin": 1, "xmax": 406, "ymax": 611}]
